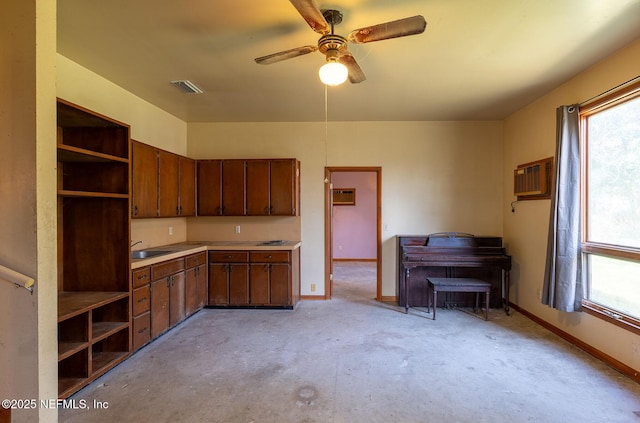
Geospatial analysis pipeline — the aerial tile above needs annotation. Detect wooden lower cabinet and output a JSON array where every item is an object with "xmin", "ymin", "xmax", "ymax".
[
  {"xmin": 185, "ymin": 252, "xmax": 208, "ymax": 316},
  {"xmin": 150, "ymin": 277, "xmax": 171, "ymax": 338},
  {"xmin": 169, "ymin": 272, "xmax": 186, "ymax": 326},
  {"xmin": 133, "ymin": 253, "xmax": 209, "ymax": 352},
  {"xmin": 209, "ymin": 251, "xmax": 249, "ymax": 305},
  {"xmin": 208, "ymin": 249, "xmax": 299, "ymax": 308}
]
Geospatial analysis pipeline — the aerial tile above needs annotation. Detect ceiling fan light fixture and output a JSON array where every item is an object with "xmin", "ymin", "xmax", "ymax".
[{"xmin": 319, "ymin": 60, "xmax": 348, "ymax": 86}]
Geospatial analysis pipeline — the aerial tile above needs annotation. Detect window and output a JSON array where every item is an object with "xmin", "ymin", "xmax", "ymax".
[{"xmin": 580, "ymin": 80, "xmax": 640, "ymax": 331}]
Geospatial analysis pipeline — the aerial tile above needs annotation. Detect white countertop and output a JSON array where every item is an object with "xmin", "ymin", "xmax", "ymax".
[{"xmin": 131, "ymin": 241, "xmax": 301, "ymax": 269}]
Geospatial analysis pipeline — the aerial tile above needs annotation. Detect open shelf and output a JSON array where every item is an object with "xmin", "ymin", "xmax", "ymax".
[
  {"xmin": 57, "ymin": 98, "xmax": 131, "ymax": 398},
  {"xmin": 58, "ymin": 143, "xmax": 129, "ymax": 164},
  {"xmin": 58, "ymin": 190, "xmax": 129, "ymax": 199},
  {"xmin": 58, "ymin": 291, "xmax": 129, "ymax": 321}
]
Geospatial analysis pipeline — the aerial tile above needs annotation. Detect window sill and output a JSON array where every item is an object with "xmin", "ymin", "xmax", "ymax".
[{"xmin": 582, "ymin": 300, "xmax": 640, "ymax": 336}]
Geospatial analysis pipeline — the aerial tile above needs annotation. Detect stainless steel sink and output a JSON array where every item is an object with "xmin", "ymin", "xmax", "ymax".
[
  {"xmin": 131, "ymin": 250, "xmax": 172, "ymax": 259},
  {"xmin": 258, "ymin": 240, "xmax": 285, "ymax": 246}
]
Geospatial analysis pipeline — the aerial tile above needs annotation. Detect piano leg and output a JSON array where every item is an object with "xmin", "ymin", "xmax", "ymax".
[
  {"xmin": 405, "ymin": 268, "xmax": 410, "ymax": 314},
  {"xmin": 504, "ymin": 270, "xmax": 511, "ymax": 315}
]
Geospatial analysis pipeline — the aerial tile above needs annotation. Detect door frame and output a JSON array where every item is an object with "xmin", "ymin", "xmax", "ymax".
[{"xmin": 324, "ymin": 166, "xmax": 382, "ymax": 300}]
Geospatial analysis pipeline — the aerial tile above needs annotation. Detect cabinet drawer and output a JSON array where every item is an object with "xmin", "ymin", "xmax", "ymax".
[
  {"xmin": 132, "ymin": 285, "xmax": 151, "ymax": 316},
  {"xmin": 209, "ymin": 251, "xmax": 249, "ymax": 263},
  {"xmin": 132, "ymin": 267, "xmax": 151, "ymax": 289},
  {"xmin": 186, "ymin": 252, "xmax": 206, "ymax": 268},
  {"xmin": 132, "ymin": 312, "xmax": 151, "ymax": 351},
  {"xmin": 151, "ymin": 257, "xmax": 185, "ymax": 281},
  {"xmin": 250, "ymin": 251, "xmax": 290, "ymax": 263}
]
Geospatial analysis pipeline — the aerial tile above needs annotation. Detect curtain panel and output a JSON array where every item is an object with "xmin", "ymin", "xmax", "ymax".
[{"xmin": 542, "ymin": 104, "xmax": 583, "ymax": 312}]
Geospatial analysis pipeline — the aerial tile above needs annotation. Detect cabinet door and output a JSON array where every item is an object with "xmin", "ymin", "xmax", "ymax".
[
  {"xmin": 197, "ymin": 160, "xmax": 222, "ymax": 216},
  {"xmin": 132, "ymin": 141, "xmax": 158, "ymax": 217},
  {"xmin": 250, "ymin": 264, "xmax": 270, "ymax": 305},
  {"xmin": 151, "ymin": 278, "xmax": 170, "ymax": 338},
  {"xmin": 158, "ymin": 150, "xmax": 179, "ymax": 217},
  {"xmin": 195, "ymin": 264, "xmax": 208, "ymax": 310},
  {"xmin": 246, "ymin": 160, "xmax": 270, "ymax": 215},
  {"xmin": 178, "ymin": 156, "xmax": 196, "ymax": 216},
  {"xmin": 269, "ymin": 263, "xmax": 291, "ymax": 305},
  {"xmin": 229, "ymin": 264, "xmax": 249, "ymax": 305},
  {"xmin": 208, "ymin": 263, "xmax": 230, "ymax": 305},
  {"xmin": 185, "ymin": 267, "xmax": 198, "ymax": 316},
  {"xmin": 270, "ymin": 159, "xmax": 298, "ymax": 216},
  {"xmin": 169, "ymin": 272, "xmax": 186, "ymax": 326},
  {"xmin": 222, "ymin": 159, "xmax": 246, "ymax": 215}
]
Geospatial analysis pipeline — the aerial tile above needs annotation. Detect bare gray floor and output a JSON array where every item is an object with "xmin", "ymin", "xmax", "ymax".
[{"xmin": 61, "ymin": 262, "xmax": 640, "ymax": 422}]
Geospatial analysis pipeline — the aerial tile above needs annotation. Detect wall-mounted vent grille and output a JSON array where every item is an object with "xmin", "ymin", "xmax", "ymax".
[
  {"xmin": 514, "ymin": 157, "xmax": 554, "ymax": 200},
  {"xmin": 171, "ymin": 80, "xmax": 203, "ymax": 94}
]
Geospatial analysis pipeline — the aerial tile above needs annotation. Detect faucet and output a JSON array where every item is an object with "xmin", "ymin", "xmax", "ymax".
[{"xmin": 131, "ymin": 240, "xmax": 143, "ymax": 248}]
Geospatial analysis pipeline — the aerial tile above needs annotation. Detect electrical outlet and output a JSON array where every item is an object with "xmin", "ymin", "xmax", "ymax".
[
  {"xmin": 536, "ymin": 288, "xmax": 541, "ymax": 300},
  {"xmin": 235, "ymin": 225, "xmax": 240, "ymax": 234},
  {"xmin": 311, "ymin": 283, "xmax": 316, "ymax": 292},
  {"xmin": 168, "ymin": 226, "xmax": 174, "ymax": 236}
]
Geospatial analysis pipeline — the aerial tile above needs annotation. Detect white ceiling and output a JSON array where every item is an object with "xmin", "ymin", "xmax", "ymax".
[{"xmin": 57, "ymin": 0, "xmax": 640, "ymax": 123}]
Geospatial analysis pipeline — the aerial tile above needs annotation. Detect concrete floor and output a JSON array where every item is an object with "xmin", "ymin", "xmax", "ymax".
[{"xmin": 61, "ymin": 262, "xmax": 640, "ymax": 422}]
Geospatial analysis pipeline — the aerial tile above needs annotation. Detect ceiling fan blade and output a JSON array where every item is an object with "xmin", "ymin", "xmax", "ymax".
[
  {"xmin": 289, "ymin": 0, "xmax": 330, "ymax": 34},
  {"xmin": 255, "ymin": 45, "xmax": 318, "ymax": 65},
  {"xmin": 339, "ymin": 53, "xmax": 366, "ymax": 84},
  {"xmin": 347, "ymin": 15, "xmax": 427, "ymax": 44}
]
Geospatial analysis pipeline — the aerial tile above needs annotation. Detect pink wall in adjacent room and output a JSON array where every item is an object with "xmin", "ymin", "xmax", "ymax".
[{"xmin": 332, "ymin": 172, "xmax": 377, "ymax": 260}]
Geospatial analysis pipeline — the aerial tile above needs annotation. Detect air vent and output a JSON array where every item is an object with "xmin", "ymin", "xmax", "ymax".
[{"xmin": 170, "ymin": 80, "xmax": 203, "ymax": 94}]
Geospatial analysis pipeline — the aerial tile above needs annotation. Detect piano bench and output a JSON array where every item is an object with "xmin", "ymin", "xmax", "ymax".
[{"xmin": 426, "ymin": 277, "xmax": 491, "ymax": 321}]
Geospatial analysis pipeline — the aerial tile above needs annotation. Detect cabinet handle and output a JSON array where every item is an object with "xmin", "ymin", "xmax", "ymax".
[
  {"xmin": 266, "ymin": 255, "xmax": 273, "ymax": 259},
  {"xmin": 137, "ymin": 274, "xmax": 146, "ymax": 280},
  {"xmin": 138, "ymin": 327, "xmax": 147, "ymax": 334},
  {"xmin": 264, "ymin": 206, "xmax": 269, "ymax": 215},
  {"xmin": 177, "ymin": 206, "xmax": 181, "ymax": 215},
  {"xmin": 137, "ymin": 297, "xmax": 147, "ymax": 303}
]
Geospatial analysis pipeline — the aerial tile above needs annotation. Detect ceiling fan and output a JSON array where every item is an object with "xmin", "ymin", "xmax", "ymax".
[{"xmin": 255, "ymin": 0, "xmax": 427, "ymax": 86}]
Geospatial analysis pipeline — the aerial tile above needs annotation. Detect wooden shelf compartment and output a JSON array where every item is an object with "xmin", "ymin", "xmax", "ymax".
[
  {"xmin": 58, "ymin": 313, "xmax": 89, "ymax": 361},
  {"xmin": 91, "ymin": 329, "xmax": 129, "ymax": 376},
  {"xmin": 58, "ymin": 160, "xmax": 129, "ymax": 196},
  {"xmin": 57, "ymin": 99, "xmax": 130, "ymax": 160},
  {"xmin": 58, "ymin": 348, "xmax": 89, "ymax": 398},
  {"xmin": 91, "ymin": 296, "xmax": 130, "ymax": 344}
]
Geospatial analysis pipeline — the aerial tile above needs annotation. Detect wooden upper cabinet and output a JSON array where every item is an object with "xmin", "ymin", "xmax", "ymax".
[
  {"xmin": 246, "ymin": 160, "xmax": 270, "ymax": 215},
  {"xmin": 222, "ymin": 160, "xmax": 246, "ymax": 216},
  {"xmin": 132, "ymin": 140, "xmax": 158, "ymax": 218},
  {"xmin": 270, "ymin": 159, "xmax": 299, "ymax": 216},
  {"xmin": 197, "ymin": 160, "xmax": 222, "ymax": 216},
  {"xmin": 158, "ymin": 150, "xmax": 180, "ymax": 217},
  {"xmin": 178, "ymin": 156, "xmax": 196, "ymax": 216}
]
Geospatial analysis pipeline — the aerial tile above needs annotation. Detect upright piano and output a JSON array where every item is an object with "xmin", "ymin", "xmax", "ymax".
[{"xmin": 397, "ymin": 233, "xmax": 512, "ymax": 314}]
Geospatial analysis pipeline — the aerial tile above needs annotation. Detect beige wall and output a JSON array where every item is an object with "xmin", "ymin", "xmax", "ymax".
[
  {"xmin": 57, "ymin": 55, "xmax": 190, "ymax": 249},
  {"xmin": 188, "ymin": 120, "xmax": 504, "ymax": 297},
  {"xmin": 0, "ymin": 1, "xmax": 58, "ymax": 422},
  {"xmin": 503, "ymin": 38, "xmax": 640, "ymax": 372}
]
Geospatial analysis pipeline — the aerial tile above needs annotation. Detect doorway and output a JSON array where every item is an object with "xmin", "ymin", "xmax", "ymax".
[{"xmin": 324, "ymin": 167, "xmax": 382, "ymax": 300}]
